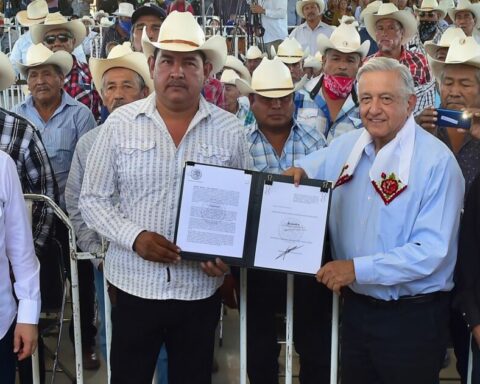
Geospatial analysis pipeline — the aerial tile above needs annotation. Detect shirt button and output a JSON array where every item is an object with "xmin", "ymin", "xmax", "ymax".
[{"xmin": 367, "ymin": 196, "xmax": 371, "ymax": 201}]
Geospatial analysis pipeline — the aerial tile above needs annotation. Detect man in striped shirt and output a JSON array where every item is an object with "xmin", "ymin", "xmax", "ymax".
[{"xmin": 79, "ymin": 12, "xmax": 248, "ymax": 383}]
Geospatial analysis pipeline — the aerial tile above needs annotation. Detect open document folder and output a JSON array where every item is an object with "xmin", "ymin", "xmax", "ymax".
[{"xmin": 174, "ymin": 162, "xmax": 333, "ymax": 275}]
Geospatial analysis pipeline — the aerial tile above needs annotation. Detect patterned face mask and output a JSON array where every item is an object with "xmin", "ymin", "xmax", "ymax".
[
  {"xmin": 323, "ymin": 74, "xmax": 355, "ymax": 100},
  {"xmin": 418, "ymin": 21, "xmax": 437, "ymax": 43}
]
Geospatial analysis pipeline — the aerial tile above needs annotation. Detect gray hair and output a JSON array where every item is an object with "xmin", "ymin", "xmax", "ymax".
[
  {"xmin": 357, "ymin": 57, "xmax": 415, "ymax": 99},
  {"xmin": 101, "ymin": 70, "xmax": 147, "ymax": 96}
]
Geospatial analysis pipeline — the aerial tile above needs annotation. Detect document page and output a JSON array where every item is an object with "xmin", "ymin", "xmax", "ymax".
[
  {"xmin": 253, "ymin": 181, "xmax": 329, "ymax": 274},
  {"xmin": 176, "ymin": 164, "xmax": 252, "ymax": 259}
]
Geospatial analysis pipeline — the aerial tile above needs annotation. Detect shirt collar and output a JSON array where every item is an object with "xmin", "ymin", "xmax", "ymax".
[{"xmin": 302, "ymin": 20, "xmax": 330, "ymax": 31}]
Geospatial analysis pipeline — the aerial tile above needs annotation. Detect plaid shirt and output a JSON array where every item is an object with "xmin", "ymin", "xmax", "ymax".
[
  {"xmin": 203, "ymin": 77, "xmax": 225, "ymax": 109},
  {"xmin": 64, "ymin": 56, "xmax": 102, "ymax": 122},
  {"xmin": 246, "ymin": 119, "xmax": 326, "ymax": 173},
  {"xmin": 236, "ymin": 99, "xmax": 256, "ymax": 126},
  {"xmin": 0, "ymin": 108, "xmax": 59, "ymax": 254},
  {"xmin": 406, "ymin": 27, "xmax": 446, "ymax": 56},
  {"xmin": 294, "ymin": 78, "xmax": 363, "ymax": 144},
  {"xmin": 369, "ymin": 47, "xmax": 431, "ymax": 86}
]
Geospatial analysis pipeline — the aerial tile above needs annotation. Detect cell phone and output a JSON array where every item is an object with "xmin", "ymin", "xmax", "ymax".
[{"xmin": 436, "ymin": 108, "xmax": 472, "ymax": 129}]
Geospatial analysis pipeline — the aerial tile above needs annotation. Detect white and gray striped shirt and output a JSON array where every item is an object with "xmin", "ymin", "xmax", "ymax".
[{"xmin": 79, "ymin": 93, "xmax": 249, "ymax": 300}]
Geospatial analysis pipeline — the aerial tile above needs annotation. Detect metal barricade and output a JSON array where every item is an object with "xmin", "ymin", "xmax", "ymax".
[{"xmin": 24, "ymin": 194, "xmax": 85, "ymax": 384}]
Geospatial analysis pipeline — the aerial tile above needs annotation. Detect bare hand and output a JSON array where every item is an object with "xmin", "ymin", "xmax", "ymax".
[
  {"xmin": 283, "ymin": 167, "xmax": 308, "ymax": 186},
  {"xmin": 316, "ymin": 260, "xmax": 355, "ymax": 294},
  {"xmin": 458, "ymin": 108, "xmax": 480, "ymax": 140},
  {"xmin": 14, "ymin": 323, "xmax": 38, "ymax": 361},
  {"xmin": 250, "ymin": 4, "xmax": 265, "ymax": 14},
  {"xmin": 201, "ymin": 257, "xmax": 229, "ymax": 277},
  {"xmin": 472, "ymin": 324, "xmax": 480, "ymax": 348},
  {"xmin": 415, "ymin": 106, "xmax": 437, "ymax": 133},
  {"xmin": 133, "ymin": 231, "xmax": 181, "ymax": 264}
]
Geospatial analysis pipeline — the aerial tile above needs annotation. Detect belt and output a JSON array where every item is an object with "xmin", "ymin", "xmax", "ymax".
[{"xmin": 343, "ymin": 288, "xmax": 448, "ymax": 307}]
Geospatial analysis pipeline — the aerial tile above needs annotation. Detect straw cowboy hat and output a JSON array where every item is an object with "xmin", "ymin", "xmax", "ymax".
[
  {"xmin": 424, "ymin": 27, "xmax": 466, "ymax": 58},
  {"xmin": 100, "ymin": 17, "xmax": 114, "ymax": 27},
  {"xmin": 317, "ymin": 19, "xmax": 370, "ymax": 58},
  {"xmin": 31, "ymin": 12, "xmax": 87, "ymax": 48},
  {"xmin": 360, "ymin": 0, "xmax": 382, "ymax": 22},
  {"xmin": 296, "ymin": 0, "xmax": 325, "ymax": 18},
  {"xmin": 244, "ymin": 45, "xmax": 266, "ymax": 60},
  {"xmin": 364, "ymin": 3, "xmax": 418, "ymax": 45},
  {"xmin": 90, "ymin": 42, "xmax": 154, "ymax": 95},
  {"xmin": 413, "ymin": 0, "xmax": 446, "ymax": 19},
  {"xmin": 276, "ymin": 37, "xmax": 307, "ymax": 64},
  {"xmin": 17, "ymin": 43, "xmax": 73, "ymax": 77},
  {"xmin": 224, "ymin": 55, "xmax": 251, "ymax": 83},
  {"xmin": 81, "ymin": 16, "xmax": 95, "ymax": 26},
  {"xmin": 448, "ymin": 0, "xmax": 480, "ymax": 27},
  {"xmin": 220, "ymin": 69, "xmax": 241, "ymax": 86},
  {"xmin": 429, "ymin": 36, "xmax": 480, "ymax": 79},
  {"xmin": 439, "ymin": 0, "xmax": 455, "ymax": 12},
  {"xmin": 114, "ymin": 3, "xmax": 135, "ymax": 18},
  {"xmin": 142, "ymin": 11, "xmax": 227, "ymax": 74},
  {"xmin": 235, "ymin": 57, "xmax": 307, "ymax": 98},
  {"xmin": 0, "ymin": 52, "xmax": 16, "ymax": 91},
  {"xmin": 303, "ymin": 54, "xmax": 322, "ymax": 69},
  {"xmin": 16, "ymin": 0, "xmax": 48, "ymax": 26}
]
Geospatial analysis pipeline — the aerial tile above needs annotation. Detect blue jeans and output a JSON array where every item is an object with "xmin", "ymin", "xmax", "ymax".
[{"xmin": 93, "ymin": 267, "xmax": 168, "ymax": 383}]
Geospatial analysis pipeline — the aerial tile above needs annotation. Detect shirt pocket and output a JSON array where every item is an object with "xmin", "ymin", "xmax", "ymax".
[
  {"xmin": 117, "ymin": 139, "xmax": 158, "ymax": 190},
  {"xmin": 195, "ymin": 144, "xmax": 232, "ymax": 165}
]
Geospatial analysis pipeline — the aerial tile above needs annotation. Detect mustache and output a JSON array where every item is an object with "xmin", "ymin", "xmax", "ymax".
[
  {"xmin": 111, "ymin": 100, "xmax": 127, "ymax": 111},
  {"xmin": 167, "ymin": 80, "xmax": 187, "ymax": 88}
]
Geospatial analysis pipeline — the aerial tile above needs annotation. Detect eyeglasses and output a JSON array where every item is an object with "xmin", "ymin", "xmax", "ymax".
[
  {"xmin": 418, "ymin": 11, "xmax": 436, "ymax": 17},
  {"xmin": 43, "ymin": 33, "xmax": 73, "ymax": 45}
]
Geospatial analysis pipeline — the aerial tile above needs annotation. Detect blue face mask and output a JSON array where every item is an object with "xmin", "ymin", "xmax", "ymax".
[{"xmin": 118, "ymin": 18, "xmax": 132, "ymax": 36}]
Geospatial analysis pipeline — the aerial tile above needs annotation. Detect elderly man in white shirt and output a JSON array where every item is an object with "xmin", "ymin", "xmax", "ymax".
[
  {"xmin": 0, "ymin": 151, "xmax": 41, "ymax": 384},
  {"xmin": 290, "ymin": 0, "xmax": 334, "ymax": 54},
  {"xmin": 79, "ymin": 12, "xmax": 248, "ymax": 384}
]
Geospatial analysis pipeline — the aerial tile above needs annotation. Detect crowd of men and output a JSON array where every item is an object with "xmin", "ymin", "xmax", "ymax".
[{"xmin": 2, "ymin": 0, "xmax": 480, "ymax": 383}]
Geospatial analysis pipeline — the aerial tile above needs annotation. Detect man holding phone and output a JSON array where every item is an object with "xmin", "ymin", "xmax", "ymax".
[{"xmin": 418, "ymin": 35, "xmax": 480, "ymax": 382}]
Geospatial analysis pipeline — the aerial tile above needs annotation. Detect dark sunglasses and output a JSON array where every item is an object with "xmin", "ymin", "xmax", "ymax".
[
  {"xmin": 418, "ymin": 11, "xmax": 436, "ymax": 17},
  {"xmin": 43, "ymin": 33, "xmax": 73, "ymax": 44}
]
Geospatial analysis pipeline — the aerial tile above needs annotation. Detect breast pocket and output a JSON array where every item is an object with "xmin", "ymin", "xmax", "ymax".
[
  {"xmin": 195, "ymin": 144, "xmax": 232, "ymax": 166},
  {"xmin": 117, "ymin": 139, "xmax": 157, "ymax": 190}
]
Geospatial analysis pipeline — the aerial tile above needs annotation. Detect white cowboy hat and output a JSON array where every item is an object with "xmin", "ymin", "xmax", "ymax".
[
  {"xmin": 276, "ymin": 37, "xmax": 307, "ymax": 64},
  {"xmin": 414, "ymin": 0, "xmax": 446, "ymax": 18},
  {"xmin": 17, "ymin": 43, "xmax": 73, "ymax": 77},
  {"xmin": 360, "ymin": 0, "xmax": 382, "ymax": 22},
  {"xmin": 429, "ymin": 36, "xmax": 480, "ymax": 79},
  {"xmin": 439, "ymin": 0, "xmax": 455, "ymax": 12},
  {"xmin": 296, "ymin": 0, "xmax": 325, "ymax": 18},
  {"xmin": 94, "ymin": 10, "xmax": 109, "ymax": 19},
  {"xmin": 364, "ymin": 3, "xmax": 418, "ymax": 45},
  {"xmin": 114, "ymin": 2, "xmax": 135, "ymax": 18},
  {"xmin": 81, "ymin": 16, "xmax": 95, "ymax": 26},
  {"xmin": 244, "ymin": 45, "xmax": 266, "ymax": 60},
  {"xmin": 339, "ymin": 15, "xmax": 357, "ymax": 24},
  {"xmin": 0, "ymin": 52, "xmax": 15, "ymax": 91},
  {"xmin": 235, "ymin": 57, "xmax": 307, "ymax": 98},
  {"xmin": 317, "ymin": 19, "xmax": 370, "ymax": 58},
  {"xmin": 448, "ymin": 0, "xmax": 480, "ymax": 27},
  {"xmin": 224, "ymin": 55, "xmax": 251, "ymax": 83},
  {"xmin": 90, "ymin": 42, "xmax": 154, "ymax": 95},
  {"xmin": 100, "ymin": 17, "xmax": 114, "ymax": 27},
  {"xmin": 303, "ymin": 54, "xmax": 322, "ymax": 69},
  {"xmin": 424, "ymin": 27, "xmax": 466, "ymax": 58},
  {"xmin": 16, "ymin": 0, "xmax": 48, "ymax": 26},
  {"xmin": 220, "ymin": 69, "xmax": 241, "ymax": 85},
  {"xmin": 30, "ymin": 12, "xmax": 87, "ymax": 48},
  {"xmin": 142, "ymin": 11, "xmax": 227, "ymax": 74}
]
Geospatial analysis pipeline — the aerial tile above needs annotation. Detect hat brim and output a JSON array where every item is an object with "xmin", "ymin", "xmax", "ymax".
[
  {"xmin": 413, "ymin": 5, "xmax": 446, "ymax": 19},
  {"xmin": 142, "ymin": 34, "xmax": 227, "ymax": 74},
  {"xmin": 235, "ymin": 75, "xmax": 307, "ymax": 98},
  {"xmin": 224, "ymin": 58, "xmax": 252, "ymax": 83},
  {"xmin": 16, "ymin": 10, "xmax": 46, "ymax": 26},
  {"xmin": 317, "ymin": 34, "xmax": 370, "ymax": 59},
  {"xmin": 424, "ymin": 39, "xmax": 445, "ymax": 58},
  {"xmin": 296, "ymin": 0, "xmax": 325, "ymax": 19},
  {"xmin": 448, "ymin": 5, "xmax": 480, "ymax": 27},
  {"xmin": 30, "ymin": 19, "xmax": 87, "ymax": 48},
  {"xmin": 17, "ymin": 50, "xmax": 73, "ymax": 77},
  {"xmin": 365, "ymin": 11, "xmax": 418, "ymax": 45},
  {"xmin": 0, "ymin": 52, "xmax": 15, "ymax": 91},
  {"xmin": 429, "ymin": 54, "xmax": 480, "ymax": 79},
  {"xmin": 90, "ymin": 52, "xmax": 154, "ymax": 95}
]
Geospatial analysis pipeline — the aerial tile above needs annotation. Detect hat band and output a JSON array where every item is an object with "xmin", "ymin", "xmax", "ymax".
[
  {"xmin": 277, "ymin": 54, "xmax": 303, "ymax": 58},
  {"xmin": 26, "ymin": 13, "xmax": 47, "ymax": 20},
  {"xmin": 256, "ymin": 86, "xmax": 294, "ymax": 92},
  {"xmin": 160, "ymin": 39, "xmax": 200, "ymax": 48}
]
